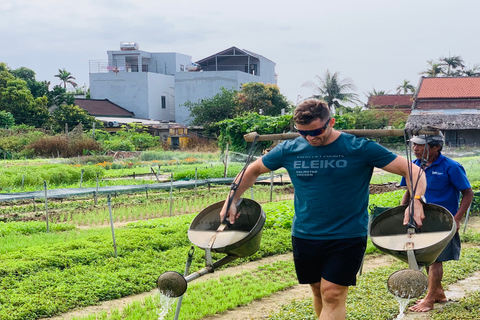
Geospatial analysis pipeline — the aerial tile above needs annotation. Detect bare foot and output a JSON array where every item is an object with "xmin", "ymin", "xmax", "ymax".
[
  {"xmin": 409, "ymin": 300, "xmax": 434, "ymax": 312},
  {"xmin": 415, "ymin": 296, "xmax": 448, "ymax": 304}
]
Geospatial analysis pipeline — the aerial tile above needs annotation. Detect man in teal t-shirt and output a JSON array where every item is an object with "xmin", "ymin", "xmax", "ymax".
[{"xmin": 221, "ymin": 99, "xmax": 426, "ymax": 320}]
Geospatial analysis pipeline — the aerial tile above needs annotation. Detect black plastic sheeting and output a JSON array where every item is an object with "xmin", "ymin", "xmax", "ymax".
[{"xmin": 0, "ymin": 176, "xmax": 275, "ymax": 202}]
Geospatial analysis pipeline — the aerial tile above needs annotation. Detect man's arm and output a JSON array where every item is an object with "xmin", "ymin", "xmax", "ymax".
[
  {"xmin": 400, "ymin": 190, "xmax": 411, "ymax": 206},
  {"xmin": 221, "ymin": 158, "xmax": 271, "ymax": 224},
  {"xmin": 381, "ymin": 156, "xmax": 426, "ymax": 228},
  {"xmin": 454, "ymin": 188, "xmax": 474, "ymax": 231}
]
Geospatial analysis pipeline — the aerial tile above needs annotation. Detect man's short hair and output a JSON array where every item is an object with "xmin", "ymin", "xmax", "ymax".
[{"xmin": 294, "ymin": 99, "xmax": 331, "ymax": 125}]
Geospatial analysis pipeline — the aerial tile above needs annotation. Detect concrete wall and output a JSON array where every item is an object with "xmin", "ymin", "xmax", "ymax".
[
  {"xmin": 174, "ymin": 71, "xmax": 274, "ymax": 124},
  {"xmin": 257, "ymin": 56, "xmax": 276, "ymax": 83},
  {"xmin": 147, "ymin": 73, "xmax": 175, "ymax": 121},
  {"xmin": 90, "ymin": 72, "xmax": 175, "ymax": 120}
]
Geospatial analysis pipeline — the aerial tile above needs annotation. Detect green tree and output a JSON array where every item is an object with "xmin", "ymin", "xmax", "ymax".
[
  {"xmin": 0, "ymin": 110, "xmax": 15, "ymax": 127},
  {"xmin": 0, "ymin": 76, "xmax": 49, "ymax": 127},
  {"xmin": 235, "ymin": 83, "xmax": 292, "ymax": 116},
  {"xmin": 302, "ymin": 70, "xmax": 361, "ymax": 114},
  {"xmin": 396, "ymin": 80, "xmax": 416, "ymax": 94},
  {"xmin": 440, "ymin": 55, "xmax": 465, "ymax": 76},
  {"xmin": 420, "ymin": 60, "xmax": 443, "ymax": 77},
  {"xmin": 352, "ymin": 110, "xmax": 389, "ymax": 129},
  {"xmin": 54, "ymin": 68, "xmax": 77, "ymax": 89},
  {"xmin": 184, "ymin": 87, "xmax": 239, "ymax": 126},
  {"xmin": 51, "ymin": 104, "xmax": 99, "ymax": 132},
  {"xmin": 463, "ymin": 65, "xmax": 480, "ymax": 77},
  {"xmin": 215, "ymin": 112, "xmax": 292, "ymax": 152},
  {"xmin": 47, "ymin": 85, "xmax": 75, "ymax": 106},
  {"xmin": 11, "ymin": 67, "xmax": 50, "ymax": 99}
]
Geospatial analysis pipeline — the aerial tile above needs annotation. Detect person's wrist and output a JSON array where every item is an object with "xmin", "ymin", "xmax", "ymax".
[{"xmin": 413, "ymin": 195, "xmax": 426, "ymax": 204}]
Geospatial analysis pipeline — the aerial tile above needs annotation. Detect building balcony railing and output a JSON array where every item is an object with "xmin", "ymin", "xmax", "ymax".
[{"xmin": 89, "ymin": 60, "xmax": 168, "ymax": 74}]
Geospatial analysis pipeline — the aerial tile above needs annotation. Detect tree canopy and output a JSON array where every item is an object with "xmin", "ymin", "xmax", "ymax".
[
  {"xmin": 184, "ymin": 82, "xmax": 293, "ymax": 127},
  {"xmin": 54, "ymin": 68, "xmax": 77, "ymax": 89},
  {"xmin": 302, "ymin": 70, "xmax": 361, "ymax": 114}
]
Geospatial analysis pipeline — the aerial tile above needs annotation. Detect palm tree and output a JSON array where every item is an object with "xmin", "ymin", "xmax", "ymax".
[
  {"xmin": 302, "ymin": 70, "xmax": 361, "ymax": 114},
  {"xmin": 463, "ymin": 64, "xmax": 480, "ymax": 77},
  {"xmin": 420, "ymin": 60, "xmax": 443, "ymax": 77},
  {"xmin": 396, "ymin": 80, "xmax": 416, "ymax": 94},
  {"xmin": 54, "ymin": 68, "xmax": 77, "ymax": 89},
  {"xmin": 439, "ymin": 55, "xmax": 465, "ymax": 76},
  {"xmin": 365, "ymin": 88, "xmax": 389, "ymax": 98}
]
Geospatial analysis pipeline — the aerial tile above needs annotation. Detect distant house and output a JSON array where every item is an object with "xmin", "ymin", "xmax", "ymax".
[
  {"xmin": 366, "ymin": 94, "xmax": 413, "ymax": 114},
  {"xmin": 89, "ymin": 45, "xmax": 277, "ymax": 124},
  {"xmin": 74, "ymin": 98, "xmax": 178, "ymax": 140},
  {"xmin": 406, "ymin": 77, "xmax": 480, "ymax": 147}
]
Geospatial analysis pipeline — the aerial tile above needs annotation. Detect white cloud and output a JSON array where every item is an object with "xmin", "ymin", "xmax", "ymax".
[{"xmin": 1, "ymin": 0, "xmax": 479, "ymax": 103}]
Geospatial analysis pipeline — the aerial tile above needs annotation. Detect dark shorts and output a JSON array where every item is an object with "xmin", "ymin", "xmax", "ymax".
[
  {"xmin": 436, "ymin": 232, "xmax": 461, "ymax": 262},
  {"xmin": 292, "ymin": 235, "xmax": 367, "ymax": 286}
]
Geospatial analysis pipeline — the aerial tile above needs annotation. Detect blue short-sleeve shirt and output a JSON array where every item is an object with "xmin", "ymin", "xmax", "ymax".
[
  {"xmin": 400, "ymin": 153, "xmax": 471, "ymax": 216},
  {"xmin": 262, "ymin": 133, "xmax": 397, "ymax": 240}
]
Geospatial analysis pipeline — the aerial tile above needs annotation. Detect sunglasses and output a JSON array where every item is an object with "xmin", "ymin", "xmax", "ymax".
[{"xmin": 296, "ymin": 118, "xmax": 331, "ymax": 137}]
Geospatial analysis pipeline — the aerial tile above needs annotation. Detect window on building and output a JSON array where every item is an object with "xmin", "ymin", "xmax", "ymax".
[
  {"xmin": 180, "ymin": 64, "xmax": 185, "ymax": 72},
  {"xmin": 161, "ymin": 96, "xmax": 166, "ymax": 109}
]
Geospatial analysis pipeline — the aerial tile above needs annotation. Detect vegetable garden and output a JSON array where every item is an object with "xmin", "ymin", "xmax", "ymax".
[{"xmin": 0, "ymin": 150, "xmax": 480, "ymax": 320}]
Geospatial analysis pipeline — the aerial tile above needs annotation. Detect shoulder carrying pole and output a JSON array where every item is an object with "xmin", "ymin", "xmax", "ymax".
[{"xmin": 243, "ymin": 126, "xmax": 441, "ymax": 142}]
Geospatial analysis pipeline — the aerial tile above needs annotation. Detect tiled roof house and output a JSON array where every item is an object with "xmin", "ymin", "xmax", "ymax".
[
  {"xmin": 367, "ymin": 94, "xmax": 413, "ymax": 114},
  {"xmin": 406, "ymin": 77, "xmax": 480, "ymax": 147}
]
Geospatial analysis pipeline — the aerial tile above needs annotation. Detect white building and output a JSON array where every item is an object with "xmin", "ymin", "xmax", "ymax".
[{"xmin": 89, "ymin": 45, "xmax": 277, "ymax": 124}]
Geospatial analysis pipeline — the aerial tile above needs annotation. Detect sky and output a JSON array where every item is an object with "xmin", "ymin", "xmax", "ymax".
[{"xmin": 1, "ymin": 0, "xmax": 480, "ymax": 106}]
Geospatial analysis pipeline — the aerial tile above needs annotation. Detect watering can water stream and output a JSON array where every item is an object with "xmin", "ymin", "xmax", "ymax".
[
  {"xmin": 157, "ymin": 198, "xmax": 265, "ymax": 298},
  {"xmin": 370, "ymin": 203, "xmax": 456, "ymax": 299}
]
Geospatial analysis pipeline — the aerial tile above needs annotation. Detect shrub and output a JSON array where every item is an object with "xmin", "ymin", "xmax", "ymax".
[{"xmin": 28, "ymin": 136, "xmax": 103, "ymax": 157}]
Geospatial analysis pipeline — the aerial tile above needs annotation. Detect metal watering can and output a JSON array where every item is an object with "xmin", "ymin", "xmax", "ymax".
[
  {"xmin": 157, "ymin": 198, "xmax": 266, "ymax": 298},
  {"xmin": 370, "ymin": 203, "xmax": 456, "ymax": 299}
]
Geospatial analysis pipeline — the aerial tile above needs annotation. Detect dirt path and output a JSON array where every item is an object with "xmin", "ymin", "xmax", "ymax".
[
  {"xmin": 41, "ymin": 253, "xmax": 397, "ymax": 320},
  {"xmin": 41, "ymin": 215, "xmax": 480, "ymax": 320}
]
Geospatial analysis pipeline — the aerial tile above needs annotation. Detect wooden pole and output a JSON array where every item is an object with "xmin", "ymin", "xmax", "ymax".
[
  {"xmin": 269, "ymin": 171, "xmax": 274, "ymax": 202},
  {"xmin": 95, "ymin": 172, "xmax": 99, "ymax": 205},
  {"xmin": 107, "ymin": 194, "xmax": 118, "ymax": 258},
  {"xmin": 243, "ymin": 127, "xmax": 442, "ymax": 142},
  {"xmin": 44, "ymin": 181, "xmax": 49, "ymax": 232},
  {"xmin": 80, "ymin": 169, "xmax": 84, "ymax": 188},
  {"xmin": 169, "ymin": 173, "xmax": 173, "ymax": 217},
  {"xmin": 223, "ymin": 144, "xmax": 229, "ymax": 178},
  {"xmin": 194, "ymin": 167, "xmax": 198, "ymax": 196}
]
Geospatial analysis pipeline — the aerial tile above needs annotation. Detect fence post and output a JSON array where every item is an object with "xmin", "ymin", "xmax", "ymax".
[
  {"xmin": 80, "ymin": 169, "xmax": 84, "ymax": 188},
  {"xmin": 44, "ymin": 181, "xmax": 49, "ymax": 232},
  {"xmin": 269, "ymin": 171, "xmax": 274, "ymax": 202},
  {"xmin": 95, "ymin": 173, "xmax": 99, "ymax": 205},
  {"xmin": 194, "ymin": 167, "xmax": 198, "ymax": 196},
  {"xmin": 107, "ymin": 194, "xmax": 118, "ymax": 258},
  {"xmin": 223, "ymin": 144, "xmax": 229, "ymax": 178},
  {"xmin": 169, "ymin": 173, "xmax": 174, "ymax": 217},
  {"xmin": 21, "ymin": 175, "xmax": 25, "ymax": 190}
]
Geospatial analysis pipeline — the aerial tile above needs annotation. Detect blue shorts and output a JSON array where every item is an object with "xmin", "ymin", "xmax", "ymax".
[
  {"xmin": 436, "ymin": 232, "xmax": 461, "ymax": 262},
  {"xmin": 292, "ymin": 235, "xmax": 367, "ymax": 286}
]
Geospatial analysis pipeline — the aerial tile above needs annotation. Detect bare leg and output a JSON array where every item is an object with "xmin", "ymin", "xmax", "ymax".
[
  {"xmin": 409, "ymin": 262, "xmax": 447, "ymax": 312},
  {"xmin": 310, "ymin": 278, "xmax": 349, "ymax": 320},
  {"xmin": 310, "ymin": 282, "xmax": 322, "ymax": 318}
]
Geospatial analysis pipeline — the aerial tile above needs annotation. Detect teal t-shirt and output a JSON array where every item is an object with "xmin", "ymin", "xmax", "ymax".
[{"xmin": 262, "ymin": 133, "xmax": 397, "ymax": 240}]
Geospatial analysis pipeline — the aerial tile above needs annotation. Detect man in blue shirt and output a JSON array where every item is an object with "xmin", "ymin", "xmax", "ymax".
[
  {"xmin": 222, "ymin": 99, "xmax": 426, "ymax": 320},
  {"xmin": 400, "ymin": 133, "xmax": 473, "ymax": 312}
]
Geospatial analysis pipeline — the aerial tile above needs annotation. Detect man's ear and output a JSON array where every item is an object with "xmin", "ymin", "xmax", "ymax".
[{"xmin": 330, "ymin": 118, "xmax": 336, "ymax": 126}]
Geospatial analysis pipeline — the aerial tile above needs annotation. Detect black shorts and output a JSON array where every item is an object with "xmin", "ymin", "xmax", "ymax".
[
  {"xmin": 292, "ymin": 235, "xmax": 367, "ymax": 286},
  {"xmin": 436, "ymin": 232, "xmax": 461, "ymax": 262}
]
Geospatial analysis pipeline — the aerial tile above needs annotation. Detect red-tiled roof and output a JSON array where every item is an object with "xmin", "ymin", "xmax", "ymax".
[
  {"xmin": 367, "ymin": 94, "xmax": 413, "ymax": 107},
  {"xmin": 416, "ymin": 77, "xmax": 480, "ymax": 99},
  {"xmin": 74, "ymin": 99, "xmax": 135, "ymax": 117}
]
